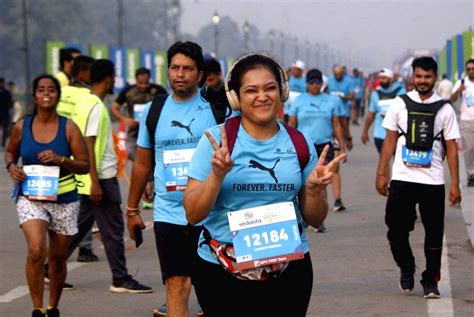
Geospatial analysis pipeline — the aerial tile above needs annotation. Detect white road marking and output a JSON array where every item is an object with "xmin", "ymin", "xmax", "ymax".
[{"xmin": 427, "ymin": 235, "xmax": 454, "ymax": 317}]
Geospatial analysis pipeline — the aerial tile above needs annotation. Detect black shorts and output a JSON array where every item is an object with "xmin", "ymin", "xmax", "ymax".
[
  {"xmin": 315, "ymin": 142, "xmax": 335, "ymax": 164},
  {"xmin": 154, "ymin": 222, "xmax": 202, "ymax": 283}
]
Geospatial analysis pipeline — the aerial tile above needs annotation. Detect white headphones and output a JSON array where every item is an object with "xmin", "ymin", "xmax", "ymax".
[{"xmin": 224, "ymin": 53, "xmax": 289, "ymax": 110}]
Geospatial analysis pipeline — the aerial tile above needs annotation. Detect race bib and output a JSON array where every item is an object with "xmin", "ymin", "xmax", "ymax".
[
  {"xmin": 331, "ymin": 91, "xmax": 345, "ymax": 98},
  {"xmin": 402, "ymin": 145, "xmax": 433, "ymax": 168},
  {"xmin": 133, "ymin": 104, "xmax": 146, "ymax": 121},
  {"xmin": 378, "ymin": 99, "xmax": 394, "ymax": 118},
  {"xmin": 227, "ymin": 202, "xmax": 304, "ymax": 271},
  {"xmin": 163, "ymin": 149, "xmax": 194, "ymax": 191},
  {"xmin": 22, "ymin": 165, "xmax": 60, "ymax": 201},
  {"xmin": 465, "ymin": 91, "xmax": 474, "ymax": 107}
]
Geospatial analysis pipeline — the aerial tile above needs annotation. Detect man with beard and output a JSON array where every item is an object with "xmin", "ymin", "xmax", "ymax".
[
  {"xmin": 361, "ymin": 68, "xmax": 406, "ymax": 154},
  {"xmin": 327, "ymin": 64, "xmax": 354, "ymax": 212},
  {"xmin": 111, "ymin": 67, "xmax": 167, "ymax": 162},
  {"xmin": 58, "ymin": 59, "xmax": 153, "ymax": 294},
  {"xmin": 126, "ymin": 42, "xmax": 213, "ymax": 316},
  {"xmin": 451, "ymin": 58, "xmax": 474, "ymax": 187},
  {"xmin": 376, "ymin": 56, "xmax": 461, "ymax": 299}
]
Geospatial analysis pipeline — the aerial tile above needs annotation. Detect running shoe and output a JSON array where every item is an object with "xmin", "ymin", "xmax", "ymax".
[
  {"xmin": 152, "ymin": 304, "xmax": 167, "ymax": 316},
  {"xmin": 109, "ymin": 278, "xmax": 153, "ymax": 294},
  {"xmin": 314, "ymin": 223, "xmax": 327, "ymax": 233},
  {"xmin": 44, "ymin": 266, "xmax": 74, "ymax": 290},
  {"xmin": 32, "ymin": 309, "xmax": 45, "ymax": 317},
  {"xmin": 77, "ymin": 248, "xmax": 99, "ymax": 262},
  {"xmin": 422, "ymin": 282, "xmax": 441, "ymax": 299},
  {"xmin": 334, "ymin": 198, "xmax": 346, "ymax": 212},
  {"xmin": 399, "ymin": 273, "xmax": 414, "ymax": 292},
  {"xmin": 46, "ymin": 307, "xmax": 60, "ymax": 317}
]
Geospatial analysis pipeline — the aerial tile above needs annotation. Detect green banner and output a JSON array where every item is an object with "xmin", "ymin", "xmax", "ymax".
[
  {"xmin": 438, "ymin": 47, "xmax": 447, "ymax": 78},
  {"xmin": 451, "ymin": 35, "xmax": 458, "ymax": 80},
  {"xmin": 463, "ymin": 30, "xmax": 474, "ymax": 61},
  {"xmin": 46, "ymin": 41, "xmax": 65, "ymax": 75},
  {"xmin": 90, "ymin": 45, "xmax": 109, "ymax": 59},
  {"xmin": 126, "ymin": 48, "xmax": 140, "ymax": 85},
  {"xmin": 154, "ymin": 50, "xmax": 167, "ymax": 87}
]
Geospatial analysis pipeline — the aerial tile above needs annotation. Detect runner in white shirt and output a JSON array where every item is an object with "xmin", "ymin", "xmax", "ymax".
[
  {"xmin": 376, "ymin": 57, "xmax": 461, "ymax": 300},
  {"xmin": 451, "ymin": 58, "xmax": 474, "ymax": 186}
]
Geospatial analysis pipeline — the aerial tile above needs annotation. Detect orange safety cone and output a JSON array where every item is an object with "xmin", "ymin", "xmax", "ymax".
[
  {"xmin": 113, "ymin": 121, "xmax": 128, "ymax": 179},
  {"xmin": 118, "ymin": 121, "xmax": 127, "ymax": 149}
]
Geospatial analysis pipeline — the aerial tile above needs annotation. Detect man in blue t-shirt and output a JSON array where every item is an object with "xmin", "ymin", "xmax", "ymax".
[
  {"xmin": 284, "ymin": 60, "xmax": 307, "ymax": 122},
  {"xmin": 126, "ymin": 41, "xmax": 213, "ymax": 316},
  {"xmin": 288, "ymin": 69, "xmax": 346, "ymax": 231},
  {"xmin": 328, "ymin": 64, "xmax": 354, "ymax": 151},
  {"xmin": 361, "ymin": 68, "xmax": 405, "ymax": 154},
  {"xmin": 351, "ymin": 68, "xmax": 365, "ymax": 125}
]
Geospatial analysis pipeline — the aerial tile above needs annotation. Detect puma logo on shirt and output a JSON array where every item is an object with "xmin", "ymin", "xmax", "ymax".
[
  {"xmin": 171, "ymin": 119, "xmax": 195, "ymax": 136},
  {"xmin": 248, "ymin": 159, "xmax": 280, "ymax": 184}
]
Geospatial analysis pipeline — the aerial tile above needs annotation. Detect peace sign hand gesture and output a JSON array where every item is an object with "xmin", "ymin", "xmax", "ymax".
[
  {"xmin": 306, "ymin": 145, "xmax": 346, "ymax": 193},
  {"xmin": 205, "ymin": 126, "xmax": 234, "ymax": 179}
]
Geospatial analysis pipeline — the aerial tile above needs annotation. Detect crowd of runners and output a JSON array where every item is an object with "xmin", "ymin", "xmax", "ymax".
[{"xmin": 2, "ymin": 40, "xmax": 474, "ymax": 317}]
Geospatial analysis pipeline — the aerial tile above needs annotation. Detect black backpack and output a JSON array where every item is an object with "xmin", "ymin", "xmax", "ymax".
[{"xmin": 398, "ymin": 94, "xmax": 448, "ymax": 152}]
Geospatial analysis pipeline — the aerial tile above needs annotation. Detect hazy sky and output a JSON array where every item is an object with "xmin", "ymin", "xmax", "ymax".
[{"xmin": 180, "ymin": 0, "xmax": 473, "ymax": 71}]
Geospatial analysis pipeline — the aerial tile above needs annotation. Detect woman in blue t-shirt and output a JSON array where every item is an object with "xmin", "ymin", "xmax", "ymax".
[
  {"xmin": 184, "ymin": 54, "xmax": 345, "ymax": 316},
  {"xmin": 5, "ymin": 75, "xmax": 89, "ymax": 317}
]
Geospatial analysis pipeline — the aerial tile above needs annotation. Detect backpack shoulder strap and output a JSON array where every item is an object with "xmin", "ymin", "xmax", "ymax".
[
  {"xmin": 282, "ymin": 123, "xmax": 310, "ymax": 170},
  {"xmin": 146, "ymin": 94, "xmax": 168, "ymax": 147},
  {"xmin": 224, "ymin": 116, "xmax": 309, "ymax": 170},
  {"xmin": 399, "ymin": 94, "xmax": 411, "ymax": 108},
  {"xmin": 224, "ymin": 116, "xmax": 241, "ymax": 155}
]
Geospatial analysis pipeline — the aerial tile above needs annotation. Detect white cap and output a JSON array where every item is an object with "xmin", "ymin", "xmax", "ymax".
[
  {"xmin": 292, "ymin": 60, "xmax": 305, "ymax": 70},
  {"xmin": 379, "ymin": 68, "xmax": 394, "ymax": 79}
]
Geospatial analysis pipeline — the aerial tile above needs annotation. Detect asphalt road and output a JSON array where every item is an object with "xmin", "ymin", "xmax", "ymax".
[{"xmin": 1, "ymin": 123, "xmax": 472, "ymax": 316}]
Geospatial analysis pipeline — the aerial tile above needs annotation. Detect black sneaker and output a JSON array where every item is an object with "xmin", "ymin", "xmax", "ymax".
[
  {"xmin": 468, "ymin": 178, "xmax": 474, "ymax": 187},
  {"xmin": 109, "ymin": 278, "xmax": 153, "ymax": 294},
  {"xmin": 77, "ymin": 248, "xmax": 99, "ymax": 262},
  {"xmin": 46, "ymin": 307, "xmax": 60, "ymax": 317},
  {"xmin": 334, "ymin": 198, "xmax": 346, "ymax": 212},
  {"xmin": 399, "ymin": 273, "xmax": 414, "ymax": 292},
  {"xmin": 32, "ymin": 309, "xmax": 45, "ymax": 317},
  {"xmin": 422, "ymin": 281, "xmax": 441, "ymax": 299},
  {"xmin": 44, "ymin": 265, "xmax": 75, "ymax": 291}
]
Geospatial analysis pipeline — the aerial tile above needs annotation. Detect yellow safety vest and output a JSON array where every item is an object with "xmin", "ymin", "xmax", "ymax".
[{"xmin": 57, "ymin": 88, "xmax": 110, "ymax": 195}]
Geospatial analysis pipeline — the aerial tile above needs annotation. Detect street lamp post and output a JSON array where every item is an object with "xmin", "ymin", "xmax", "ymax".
[
  {"xmin": 243, "ymin": 20, "xmax": 250, "ymax": 52},
  {"xmin": 212, "ymin": 11, "xmax": 220, "ymax": 58},
  {"xmin": 269, "ymin": 30, "xmax": 275, "ymax": 52},
  {"xmin": 280, "ymin": 32, "xmax": 285, "ymax": 65},
  {"xmin": 305, "ymin": 40, "xmax": 310, "ymax": 66},
  {"xmin": 21, "ymin": 0, "xmax": 31, "ymax": 109},
  {"xmin": 117, "ymin": 0, "xmax": 124, "ymax": 46},
  {"xmin": 294, "ymin": 37, "xmax": 299, "ymax": 60}
]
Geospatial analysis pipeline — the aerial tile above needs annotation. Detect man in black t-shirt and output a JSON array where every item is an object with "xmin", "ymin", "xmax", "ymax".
[
  {"xmin": 0, "ymin": 78, "xmax": 13, "ymax": 147},
  {"xmin": 111, "ymin": 67, "xmax": 167, "ymax": 161}
]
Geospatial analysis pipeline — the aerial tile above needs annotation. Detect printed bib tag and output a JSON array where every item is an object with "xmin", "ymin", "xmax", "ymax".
[
  {"xmin": 378, "ymin": 99, "xmax": 394, "ymax": 118},
  {"xmin": 331, "ymin": 91, "xmax": 345, "ymax": 98},
  {"xmin": 402, "ymin": 145, "xmax": 433, "ymax": 168},
  {"xmin": 133, "ymin": 104, "xmax": 146, "ymax": 121},
  {"xmin": 22, "ymin": 165, "xmax": 60, "ymax": 201},
  {"xmin": 163, "ymin": 149, "xmax": 194, "ymax": 191},
  {"xmin": 227, "ymin": 202, "xmax": 304, "ymax": 271}
]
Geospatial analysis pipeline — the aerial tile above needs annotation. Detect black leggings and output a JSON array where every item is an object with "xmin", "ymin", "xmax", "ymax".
[
  {"xmin": 193, "ymin": 252, "xmax": 313, "ymax": 317},
  {"xmin": 385, "ymin": 180, "xmax": 445, "ymax": 283}
]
